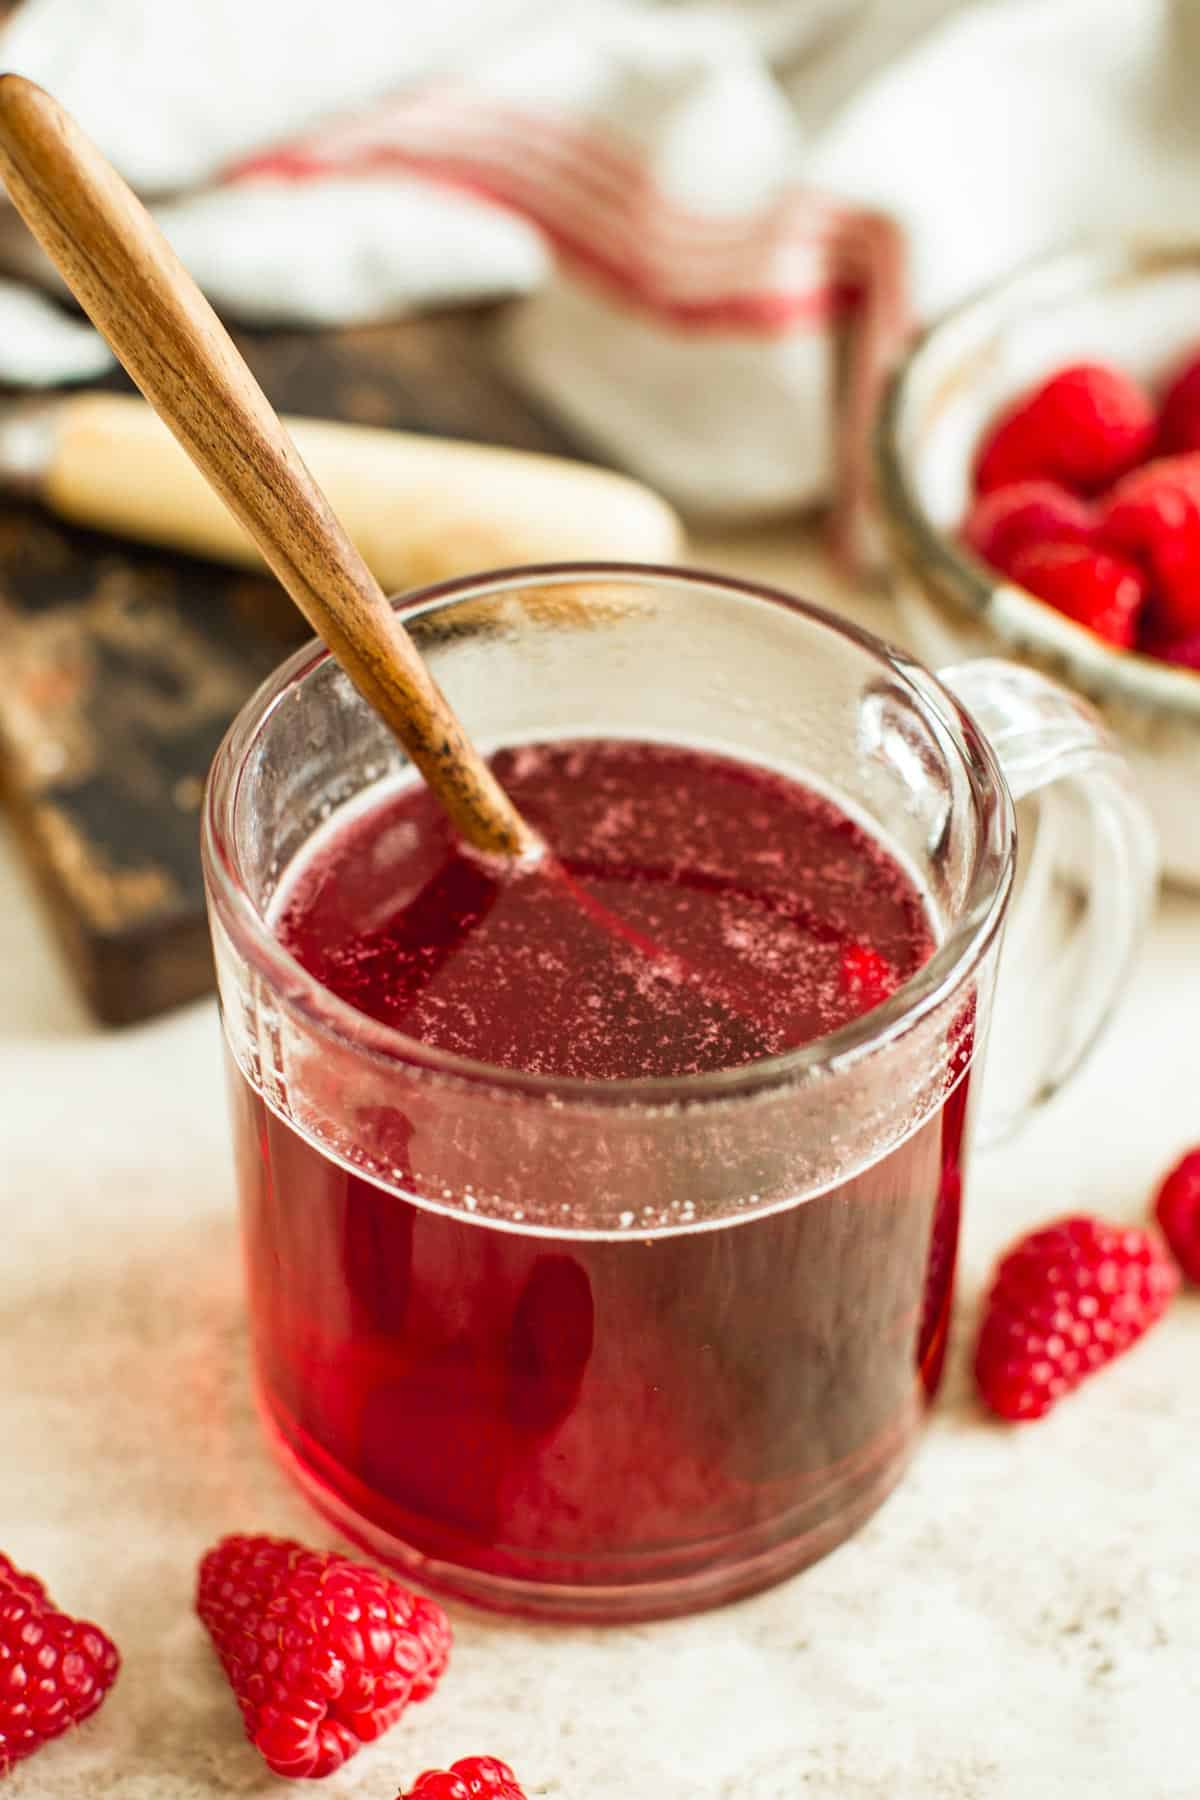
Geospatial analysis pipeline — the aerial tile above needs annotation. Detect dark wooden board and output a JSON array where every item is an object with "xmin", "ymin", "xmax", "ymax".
[{"xmin": 0, "ymin": 311, "xmax": 588, "ymax": 1024}]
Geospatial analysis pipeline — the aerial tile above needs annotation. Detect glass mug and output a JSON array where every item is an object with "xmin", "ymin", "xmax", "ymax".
[{"xmin": 202, "ymin": 565, "xmax": 1156, "ymax": 1623}]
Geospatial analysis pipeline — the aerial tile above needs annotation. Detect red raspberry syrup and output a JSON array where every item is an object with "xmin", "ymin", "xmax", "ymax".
[{"xmin": 229, "ymin": 740, "xmax": 973, "ymax": 1618}]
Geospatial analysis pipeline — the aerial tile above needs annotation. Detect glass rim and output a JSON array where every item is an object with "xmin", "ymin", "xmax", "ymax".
[{"xmin": 202, "ymin": 561, "xmax": 1015, "ymax": 1110}]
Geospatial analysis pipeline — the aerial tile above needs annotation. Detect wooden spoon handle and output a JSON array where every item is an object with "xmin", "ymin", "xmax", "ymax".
[{"xmin": 0, "ymin": 74, "xmax": 536, "ymax": 860}]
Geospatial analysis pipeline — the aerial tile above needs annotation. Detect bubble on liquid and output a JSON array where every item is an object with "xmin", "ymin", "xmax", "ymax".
[
  {"xmin": 370, "ymin": 818, "xmax": 420, "ymax": 867},
  {"xmin": 276, "ymin": 736, "xmax": 936, "ymax": 1094},
  {"xmin": 505, "ymin": 743, "xmax": 548, "ymax": 782}
]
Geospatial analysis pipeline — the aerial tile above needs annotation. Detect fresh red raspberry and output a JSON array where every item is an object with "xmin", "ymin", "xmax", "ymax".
[
  {"xmin": 0, "ymin": 1553, "xmax": 120, "ymax": 1773},
  {"xmin": 839, "ymin": 942, "xmax": 896, "ymax": 1010},
  {"xmin": 1099, "ymin": 453, "xmax": 1200, "ymax": 640},
  {"xmin": 1006, "ymin": 542, "xmax": 1147, "ymax": 647},
  {"xmin": 974, "ymin": 1215, "xmax": 1179, "ymax": 1421},
  {"xmin": 1138, "ymin": 628, "xmax": 1200, "ymax": 670},
  {"xmin": 961, "ymin": 480, "xmax": 1095, "ymax": 576},
  {"xmin": 1156, "ymin": 349, "xmax": 1200, "ymax": 455},
  {"xmin": 973, "ymin": 362, "xmax": 1154, "ymax": 495},
  {"xmin": 1152, "ymin": 1149, "xmax": 1200, "ymax": 1283},
  {"xmin": 196, "ymin": 1534, "xmax": 451, "ymax": 1779},
  {"xmin": 402, "ymin": 1756, "xmax": 528, "ymax": 1799}
]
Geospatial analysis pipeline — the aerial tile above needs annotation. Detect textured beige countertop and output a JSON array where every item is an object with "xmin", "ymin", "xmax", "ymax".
[{"xmin": 2, "ymin": 525, "xmax": 1198, "ymax": 1800}]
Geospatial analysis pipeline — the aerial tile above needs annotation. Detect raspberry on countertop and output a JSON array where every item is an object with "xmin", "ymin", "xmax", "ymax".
[
  {"xmin": 1152, "ymin": 1148, "xmax": 1200, "ymax": 1284},
  {"xmin": 402, "ymin": 1755, "xmax": 529, "ymax": 1799},
  {"xmin": 0, "ymin": 1552, "xmax": 120, "ymax": 1774},
  {"xmin": 974, "ymin": 1215, "xmax": 1179, "ymax": 1421},
  {"xmin": 196, "ymin": 1533, "xmax": 451, "ymax": 1779}
]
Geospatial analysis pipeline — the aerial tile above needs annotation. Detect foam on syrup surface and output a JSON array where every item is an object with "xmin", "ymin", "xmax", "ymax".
[{"xmin": 273, "ymin": 739, "xmax": 935, "ymax": 1082}]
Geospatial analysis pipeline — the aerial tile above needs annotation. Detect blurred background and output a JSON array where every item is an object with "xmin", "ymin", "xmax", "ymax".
[{"xmin": 0, "ymin": 0, "xmax": 1195, "ymax": 1025}]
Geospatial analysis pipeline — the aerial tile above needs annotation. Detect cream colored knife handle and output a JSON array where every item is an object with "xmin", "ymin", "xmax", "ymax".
[{"xmin": 29, "ymin": 391, "xmax": 683, "ymax": 588}]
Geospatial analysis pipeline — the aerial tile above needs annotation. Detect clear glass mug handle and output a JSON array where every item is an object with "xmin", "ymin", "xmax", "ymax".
[{"xmin": 939, "ymin": 658, "xmax": 1160, "ymax": 1145}]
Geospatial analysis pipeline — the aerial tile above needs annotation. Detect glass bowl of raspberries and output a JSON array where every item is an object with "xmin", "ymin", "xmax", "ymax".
[{"xmin": 875, "ymin": 241, "xmax": 1200, "ymax": 886}]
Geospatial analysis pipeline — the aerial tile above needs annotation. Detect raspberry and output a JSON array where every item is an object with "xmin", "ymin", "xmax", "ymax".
[
  {"xmin": 973, "ymin": 362, "xmax": 1154, "ymax": 495},
  {"xmin": 402, "ymin": 1756, "xmax": 528, "ymax": 1799},
  {"xmin": 196, "ymin": 1534, "xmax": 451, "ymax": 1779},
  {"xmin": 1156, "ymin": 349, "xmax": 1200, "ymax": 455},
  {"xmin": 839, "ymin": 942, "xmax": 896, "ymax": 1010},
  {"xmin": 961, "ymin": 480, "xmax": 1095, "ymax": 576},
  {"xmin": 1139, "ymin": 628, "xmax": 1200, "ymax": 670},
  {"xmin": 1099, "ymin": 453, "xmax": 1200, "ymax": 640},
  {"xmin": 974, "ymin": 1215, "xmax": 1179, "ymax": 1421},
  {"xmin": 1152, "ymin": 1149, "xmax": 1200, "ymax": 1283},
  {"xmin": 1007, "ymin": 543, "xmax": 1147, "ymax": 647},
  {"xmin": 0, "ymin": 1554, "xmax": 120, "ymax": 1773}
]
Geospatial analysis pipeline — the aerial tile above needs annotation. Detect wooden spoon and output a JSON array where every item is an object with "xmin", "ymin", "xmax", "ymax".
[{"xmin": 0, "ymin": 74, "xmax": 538, "ymax": 861}]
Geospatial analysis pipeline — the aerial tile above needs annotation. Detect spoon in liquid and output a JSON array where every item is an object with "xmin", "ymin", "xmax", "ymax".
[
  {"xmin": 0, "ymin": 73, "xmax": 537, "ymax": 864},
  {"xmin": 0, "ymin": 75, "xmax": 779, "ymax": 1053}
]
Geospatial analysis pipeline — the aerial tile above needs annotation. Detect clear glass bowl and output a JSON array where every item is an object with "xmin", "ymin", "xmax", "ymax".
[{"xmin": 874, "ymin": 240, "xmax": 1200, "ymax": 886}]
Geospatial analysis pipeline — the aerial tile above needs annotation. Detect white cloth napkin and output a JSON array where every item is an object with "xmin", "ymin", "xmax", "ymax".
[{"xmin": 0, "ymin": 0, "xmax": 1196, "ymax": 530}]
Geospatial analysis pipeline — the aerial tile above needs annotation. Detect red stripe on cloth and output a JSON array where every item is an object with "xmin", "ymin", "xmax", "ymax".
[
  {"xmin": 239, "ymin": 136, "xmax": 835, "ymax": 292},
  {"xmin": 232, "ymin": 87, "xmax": 844, "ymax": 253},
  {"xmin": 227, "ymin": 92, "xmax": 857, "ymax": 333},
  {"xmin": 291, "ymin": 107, "xmax": 839, "ymax": 274},
  {"xmin": 236, "ymin": 143, "xmax": 853, "ymax": 330}
]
